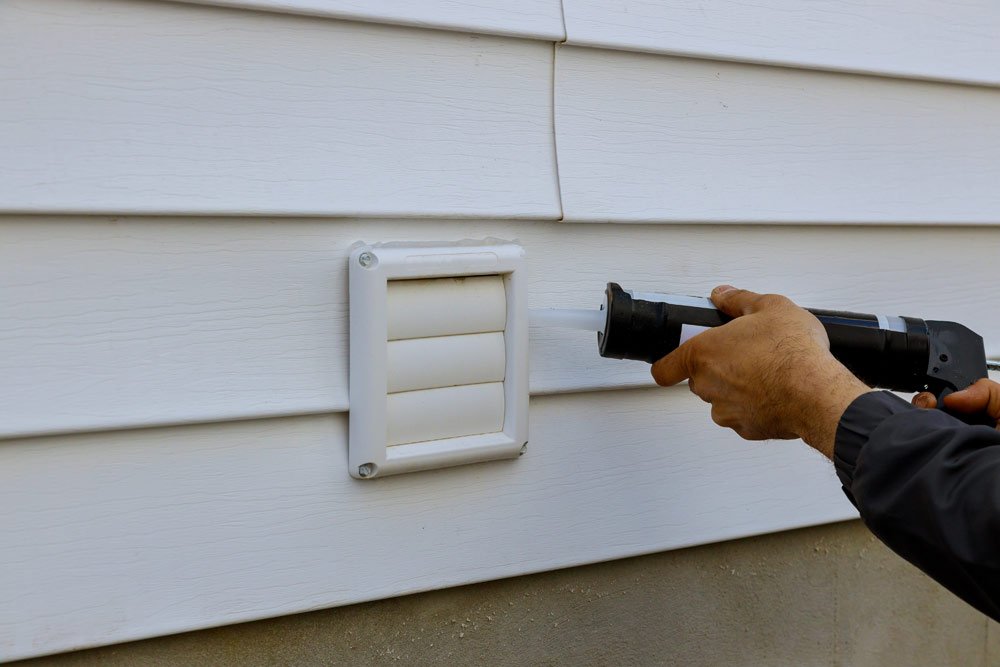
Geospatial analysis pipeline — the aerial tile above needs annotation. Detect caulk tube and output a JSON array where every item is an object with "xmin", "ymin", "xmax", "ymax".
[{"xmin": 597, "ymin": 283, "xmax": 935, "ymax": 394}]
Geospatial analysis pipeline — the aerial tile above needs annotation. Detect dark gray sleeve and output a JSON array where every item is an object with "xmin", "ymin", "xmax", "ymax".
[{"xmin": 833, "ymin": 391, "xmax": 1000, "ymax": 620}]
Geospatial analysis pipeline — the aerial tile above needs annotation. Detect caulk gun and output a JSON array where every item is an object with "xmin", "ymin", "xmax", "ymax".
[{"xmin": 533, "ymin": 283, "xmax": 1000, "ymax": 426}]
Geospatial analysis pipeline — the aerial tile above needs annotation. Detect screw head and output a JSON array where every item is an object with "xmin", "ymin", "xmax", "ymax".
[
  {"xmin": 358, "ymin": 463, "xmax": 375, "ymax": 478},
  {"xmin": 358, "ymin": 252, "xmax": 374, "ymax": 268}
]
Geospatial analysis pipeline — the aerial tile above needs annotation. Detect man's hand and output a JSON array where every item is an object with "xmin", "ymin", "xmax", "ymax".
[
  {"xmin": 650, "ymin": 285, "xmax": 871, "ymax": 459},
  {"xmin": 912, "ymin": 378, "xmax": 1000, "ymax": 429}
]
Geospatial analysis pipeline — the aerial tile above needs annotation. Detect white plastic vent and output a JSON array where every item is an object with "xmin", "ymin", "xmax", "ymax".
[{"xmin": 348, "ymin": 241, "xmax": 528, "ymax": 479}]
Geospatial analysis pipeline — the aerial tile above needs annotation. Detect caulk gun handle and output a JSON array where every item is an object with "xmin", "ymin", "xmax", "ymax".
[
  {"xmin": 923, "ymin": 320, "xmax": 996, "ymax": 427},
  {"xmin": 803, "ymin": 312, "xmax": 995, "ymax": 426}
]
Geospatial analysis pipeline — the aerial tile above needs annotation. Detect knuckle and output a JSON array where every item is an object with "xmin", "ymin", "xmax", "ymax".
[
  {"xmin": 759, "ymin": 294, "xmax": 792, "ymax": 309},
  {"xmin": 989, "ymin": 384, "xmax": 1000, "ymax": 417},
  {"xmin": 680, "ymin": 342, "xmax": 701, "ymax": 375},
  {"xmin": 710, "ymin": 406, "xmax": 736, "ymax": 427},
  {"xmin": 738, "ymin": 427, "xmax": 769, "ymax": 441},
  {"xmin": 688, "ymin": 380, "xmax": 711, "ymax": 403},
  {"xmin": 683, "ymin": 336, "xmax": 702, "ymax": 356}
]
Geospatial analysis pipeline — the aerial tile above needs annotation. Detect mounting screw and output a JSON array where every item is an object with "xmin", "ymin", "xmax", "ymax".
[
  {"xmin": 358, "ymin": 252, "xmax": 374, "ymax": 268},
  {"xmin": 519, "ymin": 443, "xmax": 528, "ymax": 456},
  {"xmin": 358, "ymin": 463, "xmax": 375, "ymax": 478},
  {"xmin": 939, "ymin": 354, "xmax": 949, "ymax": 363}
]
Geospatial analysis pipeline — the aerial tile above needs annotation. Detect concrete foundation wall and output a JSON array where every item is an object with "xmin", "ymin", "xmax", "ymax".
[{"xmin": 15, "ymin": 521, "xmax": 998, "ymax": 666}]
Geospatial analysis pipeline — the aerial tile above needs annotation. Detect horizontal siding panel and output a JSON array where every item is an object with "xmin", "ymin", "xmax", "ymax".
[
  {"xmin": 555, "ymin": 47, "xmax": 1000, "ymax": 225},
  {"xmin": 562, "ymin": 0, "xmax": 1000, "ymax": 86},
  {"xmin": 173, "ymin": 0, "xmax": 565, "ymax": 40},
  {"xmin": 2, "ymin": 217, "xmax": 1000, "ymax": 439},
  {"xmin": 0, "ymin": 0, "xmax": 559, "ymax": 218},
  {"xmin": 0, "ymin": 388, "xmax": 855, "ymax": 661}
]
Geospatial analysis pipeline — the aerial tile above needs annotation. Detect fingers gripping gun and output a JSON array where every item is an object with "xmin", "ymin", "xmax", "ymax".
[{"xmin": 597, "ymin": 283, "xmax": 998, "ymax": 426}]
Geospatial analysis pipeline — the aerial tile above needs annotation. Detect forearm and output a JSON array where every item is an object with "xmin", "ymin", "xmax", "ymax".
[
  {"xmin": 835, "ymin": 391, "xmax": 1000, "ymax": 620},
  {"xmin": 786, "ymin": 354, "xmax": 870, "ymax": 460}
]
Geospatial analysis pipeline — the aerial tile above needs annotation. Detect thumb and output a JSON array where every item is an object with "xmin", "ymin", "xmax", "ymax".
[
  {"xmin": 710, "ymin": 285, "xmax": 764, "ymax": 318},
  {"xmin": 651, "ymin": 342, "xmax": 694, "ymax": 387},
  {"xmin": 942, "ymin": 378, "xmax": 1000, "ymax": 421}
]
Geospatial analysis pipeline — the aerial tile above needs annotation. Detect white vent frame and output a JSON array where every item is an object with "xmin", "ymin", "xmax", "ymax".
[{"xmin": 348, "ymin": 241, "xmax": 528, "ymax": 479}]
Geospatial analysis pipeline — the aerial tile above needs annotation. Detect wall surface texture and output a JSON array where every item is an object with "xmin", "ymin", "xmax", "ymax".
[
  {"xmin": 1, "ymin": 0, "xmax": 999, "ymax": 661},
  {"xmin": 12, "ymin": 522, "xmax": 999, "ymax": 666}
]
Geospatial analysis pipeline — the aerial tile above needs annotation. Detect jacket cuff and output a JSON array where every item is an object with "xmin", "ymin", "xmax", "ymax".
[{"xmin": 833, "ymin": 391, "xmax": 916, "ymax": 499}]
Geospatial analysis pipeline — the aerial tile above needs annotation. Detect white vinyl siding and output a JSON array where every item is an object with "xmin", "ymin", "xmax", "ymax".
[
  {"xmin": 561, "ymin": 0, "xmax": 1000, "ymax": 85},
  {"xmin": 2, "ymin": 218, "xmax": 998, "ymax": 440},
  {"xmin": 555, "ymin": 47, "xmax": 1000, "ymax": 224},
  {"xmin": 173, "ymin": 0, "xmax": 566, "ymax": 40},
  {"xmin": 2, "ymin": 0, "xmax": 999, "ymax": 660},
  {"xmin": 0, "ymin": 0, "xmax": 559, "ymax": 217},
  {"xmin": 0, "ymin": 388, "xmax": 854, "ymax": 661}
]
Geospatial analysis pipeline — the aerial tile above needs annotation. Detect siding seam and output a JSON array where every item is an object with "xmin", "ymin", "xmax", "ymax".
[
  {"xmin": 551, "ymin": 42, "xmax": 565, "ymax": 222},
  {"xmin": 550, "ymin": 0, "xmax": 568, "ymax": 221}
]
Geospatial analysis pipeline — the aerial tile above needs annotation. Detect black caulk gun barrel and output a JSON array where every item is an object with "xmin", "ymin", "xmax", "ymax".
[{"xmin": 597, "ymin": 283, "xmax": 993, "ymax": 425}]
